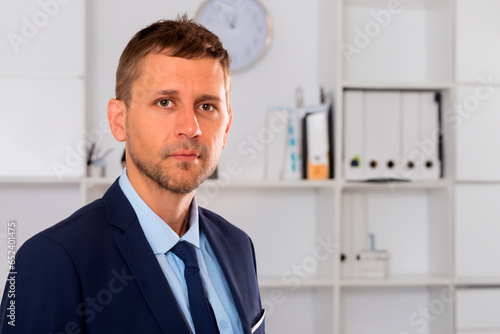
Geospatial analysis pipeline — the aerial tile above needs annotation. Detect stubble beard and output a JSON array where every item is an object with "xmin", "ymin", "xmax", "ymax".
[{"xmin": 127, "ymin": 138, "xmax": 218, "ymax": 195}]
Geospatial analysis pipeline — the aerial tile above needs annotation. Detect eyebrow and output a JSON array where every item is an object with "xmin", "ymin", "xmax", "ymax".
[
  {"xmin": 195, "ymin": 94, "xmax": 223, "ymax": 105},
  {"xmin": 155, "ymin": 90, "xmax": 223, "ymax": 104},
  {"xmin": 155, "ymin": 90, "xmax": 180, "ymax": 97}
]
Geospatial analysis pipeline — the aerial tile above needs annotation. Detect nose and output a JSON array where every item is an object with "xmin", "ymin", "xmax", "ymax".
[{"xmin": 176, "ymin": 107, "xmax": 202, "ymax": 139}]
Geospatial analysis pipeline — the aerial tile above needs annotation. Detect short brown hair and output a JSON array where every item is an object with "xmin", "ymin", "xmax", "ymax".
[{"xmin": 115, "ymin": 15, "xmax": 231, "ymax": 107}]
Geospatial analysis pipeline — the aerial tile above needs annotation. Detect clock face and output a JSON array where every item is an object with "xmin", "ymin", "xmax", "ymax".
[{"xmin": 197, "ymin": 0, "xmax": 272, "ymax": 71}]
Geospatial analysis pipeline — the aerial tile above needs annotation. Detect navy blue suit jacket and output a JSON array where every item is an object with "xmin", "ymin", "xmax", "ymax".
[{"xmin": 0, "ymin": 180, "xmax": 264, "ymax": 333}]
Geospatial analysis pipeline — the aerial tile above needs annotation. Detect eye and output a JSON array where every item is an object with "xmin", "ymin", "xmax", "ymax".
[
  {"xmin": 157, "ymin": 99, "xmax": 173, "ymax": 108},
  {"xmin": 199, "ymin": 103, "xmax": 215, "ymax": 112}
]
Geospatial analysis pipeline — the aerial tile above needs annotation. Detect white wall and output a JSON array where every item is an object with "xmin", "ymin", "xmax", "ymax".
[
  {"xmin": 0, "ymin": 0, "xmax": 85, "ymax": 178},
  {"xmin": 86, "ymin": 0, "xmax": 336, "ymax": 180},
  {"xmin": 0, "ymin": 0, "xmax": 86, "ymax": 259}
]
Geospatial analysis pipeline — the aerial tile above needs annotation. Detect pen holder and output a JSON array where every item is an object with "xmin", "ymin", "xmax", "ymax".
[{"xmin": 357, "ymin": 250, "xmax": 390, "ymax": 279}]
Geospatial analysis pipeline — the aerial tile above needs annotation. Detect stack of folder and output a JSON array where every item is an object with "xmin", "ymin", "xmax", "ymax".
[
  {"xmin": 344, "ymin": 90, "xmax": 443, "ymax": 181},
  {"xmin": 264, "ymin": 87, "xmax": 334, "ymax": 181}
]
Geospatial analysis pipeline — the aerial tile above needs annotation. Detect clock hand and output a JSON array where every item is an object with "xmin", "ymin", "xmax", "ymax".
[{"xmin": 224, "ymin": 11, "xmax": 237, "ymax": 30}]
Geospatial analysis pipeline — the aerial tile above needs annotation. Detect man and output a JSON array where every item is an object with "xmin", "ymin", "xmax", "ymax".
[{"xmin": 0, "ymin": 16, "xmax": 265, "ymax": 334}]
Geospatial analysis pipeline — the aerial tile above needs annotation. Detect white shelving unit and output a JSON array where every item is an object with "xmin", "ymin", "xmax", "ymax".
[
  {"xmin": 336, "ymin": 1, "xmax": 500, "ymax": 333},
  {"xmin": 2, "ymin": 0, "xmax": 500, "ymax": 333},
  {"xmin": 336, "ymin": 1, "xmax": 454, "ymax": 333}
]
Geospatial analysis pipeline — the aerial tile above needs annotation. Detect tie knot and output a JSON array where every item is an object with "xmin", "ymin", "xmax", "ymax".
[{"xmin": 170, "ymin": 241, "xmax": 199, "ymax": 272}]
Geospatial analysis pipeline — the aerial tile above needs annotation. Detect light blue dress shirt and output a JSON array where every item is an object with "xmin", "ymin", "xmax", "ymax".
[{"xmin": 119, "ymin": 169, "xmax": 243, "ymax": 334}]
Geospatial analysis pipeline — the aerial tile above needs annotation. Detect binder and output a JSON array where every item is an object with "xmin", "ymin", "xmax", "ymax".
[
  {"xmin": 420, "ymin": 92, "xmax": 441, "ymax": 180},
  {"xmin": 304, "ymin": 111, "xmax": 330, "ymax": 180},
  {"xmin": 340, "ymin": 194, "xmax": 359, "ymax": 277},
  {"xmin": 300, "ymin": 102, "xmax": 332, "ymax": 180},
  {"xmin": 264, "ymin": 109, "xmax": 288, "ymax": 180},
  {"xmin": 342, "ymin": 193, "xmax": 368, "ymax": 278},
  {"xmin": 328, "ymin": 103, "xmax": 335, "ymax": 179},
  {"xmin": 301, "ymin": 113, "xmax": 308, "ymax": 179},
  {"xmin": 364, "ymin": 92, "xmax": 384, "ymax": 179},
  {"xmin": 380, "ymin": 92, "xmax": 401, "ymax": 179},
  {"xmin": 282, "ymin": 109, "xmax": 301, "ymax": 180},
  {"xmin": 401, "ymin": 92, "xmax": 421, "ymax": 180},
  {"xmin": 341, "ymin": 193, "xmax": 354, "ymax": 277},
  {"xmin": 344, "ymin": 90, "xmax": 365, "ymax": 180}
]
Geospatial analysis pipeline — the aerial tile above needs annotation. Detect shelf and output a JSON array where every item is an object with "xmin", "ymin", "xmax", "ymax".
[
  {"xmin": 0, "ymin": 176, "xmax": 337, "ymax": 190},
  {"xmin": 342, "ymin": 82, "xmax": 453, "ymax": 91},
  {"xmin": 456, "ymin": 180, "xmax": 500, "ymax": 185},
  {"xmin": 0, "ymin": 177, "xmax": 81, "ymax": 185},
  {"xmin": 455, "ymin": 81, "xmax": 500, "ymax": 87},
  {"xmin": 259, "ymin": 278, "xmax": 335, "ymax": 289},
  {"xmin": 200, "ymin": 179, "xmax": 337, "ymax": 189},
  {"xmin": 454, "ymin": 277, "xmax": 500, "ymax": 287},
  {"xmin": 341, "ymin": 179, "xmax": 451, "ymax": 191},
  {"xmin": 340, "ymin": 275, "xmax": 452, "ymax": 288},
  {"xmin": 9, "ymin": 176, "xmax": 449, "ymax": 191}
]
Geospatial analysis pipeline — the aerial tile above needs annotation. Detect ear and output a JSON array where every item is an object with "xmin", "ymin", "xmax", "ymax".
[
  {"xmin": 107, "ymin": 98, "xmax": 127, "ymax": 142},
  {"xmin": 222, "ymin": 108, "xmax": 233, "ymax": 148}
]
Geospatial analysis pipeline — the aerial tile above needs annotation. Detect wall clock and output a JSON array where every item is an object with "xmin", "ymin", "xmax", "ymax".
[{"xmin": 197, "ymin": 0, "xmax": 273, "ymax": 71}]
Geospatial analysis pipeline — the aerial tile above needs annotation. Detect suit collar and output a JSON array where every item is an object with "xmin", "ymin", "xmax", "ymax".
[
  {"xmin": 102, "ymin": 178, "xmax": 136, "ymax": 232},
  {"xmin": 103, "ymin": 179, "xmax": 191, "ymax": 334}
]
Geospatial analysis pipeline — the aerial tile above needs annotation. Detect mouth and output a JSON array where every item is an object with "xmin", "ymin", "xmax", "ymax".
[{"xmin": 169, "ymin": 150, "xmax": 200, "ymax": 162}]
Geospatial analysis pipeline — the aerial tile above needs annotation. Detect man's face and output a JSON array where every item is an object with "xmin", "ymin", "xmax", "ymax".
[{"xmin": 125, "ymin": 53, "xmax": 232, "ymax": 194}]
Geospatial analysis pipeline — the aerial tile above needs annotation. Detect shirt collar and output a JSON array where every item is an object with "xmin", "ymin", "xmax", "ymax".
[{"xmin": 118, "ymin": 168, "xmax": 200, "ymax": 255}]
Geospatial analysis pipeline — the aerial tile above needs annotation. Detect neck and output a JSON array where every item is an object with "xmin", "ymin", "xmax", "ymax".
[{"xmin": 126, "ymin": 164, "xmax": 195, "ymax": 237}]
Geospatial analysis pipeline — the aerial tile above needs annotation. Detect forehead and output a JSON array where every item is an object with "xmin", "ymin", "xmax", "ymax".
[{"xmin": 133, "ymin": 53, "xmax": 227, "ymax": 95}]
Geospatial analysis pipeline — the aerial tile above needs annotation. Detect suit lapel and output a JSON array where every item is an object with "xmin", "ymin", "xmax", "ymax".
[
  {"xmin": 103, "ymin": 180, "xmax": 191, "ymax": 334},
  {"xmin": 199, "ymin": 210, "xmax": 259, "ymax": 333}
]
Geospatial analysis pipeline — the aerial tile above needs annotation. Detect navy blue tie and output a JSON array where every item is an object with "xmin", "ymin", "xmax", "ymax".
[{"xmin": 170, "ymin": 241, "xmax": 219, "ymax": 334}]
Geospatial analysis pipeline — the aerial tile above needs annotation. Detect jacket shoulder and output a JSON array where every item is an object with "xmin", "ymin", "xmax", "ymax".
[
  {"xmin": 199, "ymin": 206, "xmax": 251, "ymax": 240},
  {"xmin": 16, "ymin": 199, "xmax": 111, "ymax": 262},
  {"xmin": 38, "ymin": 199, "xmax": 108, "ymax": 241}
]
